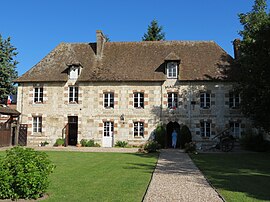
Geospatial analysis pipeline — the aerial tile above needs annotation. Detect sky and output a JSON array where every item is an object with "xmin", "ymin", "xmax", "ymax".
[{"xmin": 0, "ymin": 0, "xmax": 267, "ymax": 76}]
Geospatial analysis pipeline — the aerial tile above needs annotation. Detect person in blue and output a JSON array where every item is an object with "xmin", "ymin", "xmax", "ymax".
[{"xmin": 171, "ymin": 129, "xmax": 177, "ymax": 149}]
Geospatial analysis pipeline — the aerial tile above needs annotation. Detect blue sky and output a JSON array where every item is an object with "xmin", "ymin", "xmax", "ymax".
[{"xmin": 0, "ymin": 0, "xmax": 266, "ymax": 76}]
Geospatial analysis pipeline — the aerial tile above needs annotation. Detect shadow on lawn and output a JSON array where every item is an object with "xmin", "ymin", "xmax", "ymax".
[{"xmin": 191, "ymin": 153, "xmax": 270, "ymax": 201}]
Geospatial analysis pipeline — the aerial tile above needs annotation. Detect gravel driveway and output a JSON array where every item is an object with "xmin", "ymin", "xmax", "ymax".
[{"xmin": 143, "ymin": 149, "xmax": 224, "ymax": 202}]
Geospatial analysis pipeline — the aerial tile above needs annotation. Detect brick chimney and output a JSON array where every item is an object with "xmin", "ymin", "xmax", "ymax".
[
  {"xmin": 96, "ymin": 30, "xmax": 106, "ymax": 58},
  {"xmin": 233, "ymin": 39, "xmax": 241, "ymax": 60}
]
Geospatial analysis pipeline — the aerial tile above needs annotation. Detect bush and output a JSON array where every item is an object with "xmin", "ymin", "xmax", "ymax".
[
  {"xmin": 143, "ymin": 141, "xmax": 160, "ymax": 153},
  {"xmin": 184, "ymin": 142, "xmax": 197, "ymax": 153},
  {"xmin": 55, "ymin": 138, "xmax": 65, "ymax": 146},
  {"xmin": 0, "ymin": 147, "xmax": 55, "ymax": 200},
  {"xmin": 240, "ymin": 133, "xmax": 270, "ymax": 152},
  {"xmin": 80, "ymin": 139, "xmax": 100, "ymax": 147},
  {"xmin": 155, "ymin": 123, "xmax": 166, "ymax": 148},
  {"xmin": 180, "ymin": 125, "xmax": 192, "ymax": 149},
  {"xmin": 115, "ymin": 141, "xmax": 128, "ymax": 148}
]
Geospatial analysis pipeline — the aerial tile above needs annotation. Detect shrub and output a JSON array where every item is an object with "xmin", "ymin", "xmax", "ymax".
[
  {"xmin": 180, "ymin": 125, "xmax": 192, "ymax": 149},
  {"xmin": 240, "ymin": 133, "xmax": 270, "ymax": 152},
  {"xmin": 115, "ymin": 141, "xmax": 128, "ymax": 148},
  {"xmin": 80, "ymin": 139, "xmax": 100, "ymax": 147},
  {"xmin": 55, "ymin": 138, "xmax": 65, "ymax": 146},
  {"xmin": 143, "ymin": 141, "xmax": 160, "ymax": 153},
  {"xmin": 0, "ymin": 147, "xmax": 55, "ymax": 200},
  {"xmin": 184, "ymin": 142, "xmax": 197, "ymax": 153},
  {"xmin": 155, "ymin": 123, "xmax": 166, "ymax": 148}
]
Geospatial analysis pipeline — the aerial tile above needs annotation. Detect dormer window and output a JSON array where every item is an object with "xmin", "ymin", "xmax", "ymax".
[
  {"xmin": 167, "ymin": 62, "xmax": 178, "ymax": 78},
  {"xmin": 69, "ymin": 66, "xmax": 80, "ymax": 80}
]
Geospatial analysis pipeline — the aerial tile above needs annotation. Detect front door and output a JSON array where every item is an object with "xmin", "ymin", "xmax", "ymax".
[
  {"xmin": 103, "ymin": 121, "xmax": 113, "ymax": 147},
  {"xmin": 68, "ymin": 116, "xmax": 78, "ymax": 146}
]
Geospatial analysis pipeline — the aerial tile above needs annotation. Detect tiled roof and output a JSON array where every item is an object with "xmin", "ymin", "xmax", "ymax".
[
  {"xmin": 15, "ymin": 40, "xmax": 233, "ymax": 83},
  {"xmin": 0, "ymin": 105, "xmax": 20, "ymax": 116}
]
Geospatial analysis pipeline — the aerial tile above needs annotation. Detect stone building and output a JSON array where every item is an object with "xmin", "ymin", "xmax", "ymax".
[{"xmin": 15, "ymin": 30, "xmax": 248, "ymax": 147}]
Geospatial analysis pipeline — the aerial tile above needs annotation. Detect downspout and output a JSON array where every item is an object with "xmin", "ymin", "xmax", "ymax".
[{"xmin": 188, "ymin": 82, "xmax": 192, "ymax": 128}]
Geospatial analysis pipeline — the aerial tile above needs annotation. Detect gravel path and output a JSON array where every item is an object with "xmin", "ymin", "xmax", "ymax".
[{"xmin": 143, "ymin": 149, "xmax": 224, "ymax": 202}]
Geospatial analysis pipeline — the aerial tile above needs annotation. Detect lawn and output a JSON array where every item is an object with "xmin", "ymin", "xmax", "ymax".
[
  {"xmin": 45, "ymin": 151, "xmax": 158, "ymax": 202},
  {"xmin": 190, "ymin": 153, "xmax": 270, "ymax": 202}
]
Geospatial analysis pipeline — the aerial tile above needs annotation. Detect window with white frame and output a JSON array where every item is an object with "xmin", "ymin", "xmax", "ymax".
[
  {"xmin": 168, "ymin": 92, "xmax": 178, "ymax": 109},
  {"xmin": 69, "ymin": 86, "xmax": 79, "ymax": 103},
  {"xmin": 134, "ymin": 92, "xmax": 144, "ymax": 108},
  {"xmin": 33, "ymin": 116, "xmax": 42, "ymax": 132},
  {"xmin": 200, "ymin": 92, "xmax": 210, "ymax": 109},
  {"xmin": 34, "ymin": 87, "xmax": 43, "ymax": 103},
  {"xmin": 69, "ymin": 66, "xmax": 80, "ymax": 80},
  {"xmin": 200, "ymin": 121, "xmax": 211, "ymax": 137},
  {"xmin": 104, "ymin": 121, "xmax": 114, "ymax": 137},
  {"xmin": 167, "ymin": 62, "xmax": 178, "ymax": 78},
  {"xmin": 134, "ymin": 122, "xmax": 144, "ymax": 137},
  {"xmin": 229, "ymin": 92, "xmax": 240, "ymax": 109},
  {"xmin": 230, "ymin": 122, "xmax": 240, "ymax": 138},
  {"xmin": 104, "ymin": 92, "xmax": 114, "ymax": 108}
]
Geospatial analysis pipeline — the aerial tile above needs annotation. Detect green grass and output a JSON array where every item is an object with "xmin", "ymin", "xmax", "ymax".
[
  {"xmin": 46, "ymin": 152, "xmax": 158, "ymax": 202},
  {"xmin": 190, "ymin": 153, "xmax": 270, "ymax": 202}
]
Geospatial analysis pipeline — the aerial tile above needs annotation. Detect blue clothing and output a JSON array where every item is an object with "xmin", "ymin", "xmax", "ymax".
[{"xmin": 172, "ymin": 130, "xmax": 177, "ymax": 148}]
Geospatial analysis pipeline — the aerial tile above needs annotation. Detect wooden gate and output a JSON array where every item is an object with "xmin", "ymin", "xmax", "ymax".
[
  {"xmin": 18, "ymin": 124, "xmax": 28, "ymax": 146},
  {"xmin": 0, "ymin": 123, "xmax": 11, "ymax": 147}
]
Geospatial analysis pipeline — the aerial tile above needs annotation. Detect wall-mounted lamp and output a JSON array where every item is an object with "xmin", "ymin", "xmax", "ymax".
[{"xmin": 120, "ymin": 114, "xmax": 125, "ymax": 121}]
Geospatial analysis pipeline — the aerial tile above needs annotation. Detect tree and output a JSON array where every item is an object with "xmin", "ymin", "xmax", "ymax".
[
  {"xmin": 142, "ymin": 20, "xmax": 165, "ymax": 41},
  {"xmin": 0, "ymin": 35, "xmax": 18, "ymax": 102},
  {"xmin": 237, "ymin": 0, "xmax": 270, "ymax": 132}
]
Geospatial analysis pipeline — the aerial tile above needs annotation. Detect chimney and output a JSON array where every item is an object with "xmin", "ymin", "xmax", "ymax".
[
  {"xmin": 233, "ymin": 39, "xmax": 241, "ymax": 60},
  {"xmin": 96, "ymin": 30, "xmax": 106, "ymax": 58}
]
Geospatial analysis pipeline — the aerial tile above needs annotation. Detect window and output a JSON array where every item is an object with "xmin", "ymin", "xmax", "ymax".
[
  {"xmin": 167, "ymin": 62, "xmax": 178, "ymax": 78},
  {"xmin": 33, "ymin": 116, "xmax": 42, "ymax": 132},
  {"xmin": 134, "ymin": 122, "xmax": 144, "ymax": 137},
  {"xmin": 229, "ymin": 92, "xmax": 240, "ymax": 109},
  {"xmin": 230, "ymin": 122, "xmax": 240, "ymax": 138},
  {"xmin": 200, "ymin": 121, "xmax": 211, "ymax": 137},
  {"xmin": 34, "ymin": 87, "xmax": 43, "ymax": 103},
  {"xmin": 104, "ymin": 92, "xmax": 114, "ymax": 108},
  {"xmin": 168, "ymin": 93, "xmax": 178, "ymax": 109},
  {"xmin": 69, "ymin": 86, "xmax": 78, "ymax": 103},
  {"xmin": 200, "ymin": 92, "xmax": 210, "ymax": 109},
  {"xmin": 104, "ymin": 122, "xmax": 114, "ymax": 137},
  {"xmin": 134, "ymin": 92, "xmax": 144, "ymax": 108},
  {"xmin": 69, "ymin": 66, "xmax": 80, "ymax": 80}
]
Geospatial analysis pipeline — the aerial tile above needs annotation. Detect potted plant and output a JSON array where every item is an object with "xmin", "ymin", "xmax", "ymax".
[{"xmin": 54, "ymin": 138, "xmax": 65, "ymax": 147}]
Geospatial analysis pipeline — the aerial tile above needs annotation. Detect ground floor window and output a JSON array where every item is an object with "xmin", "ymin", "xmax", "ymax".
[
  {"xmin": 230, "ymin": 122, "xmax": 240, "ymax": 138},
  {"xmin": 134, "ymin": 122, "xmax": 144, "ymax": 137},
  {"xmin": 33, "ymin": 116, "xmax": 42, "ymax": 132},
  {"xmin": 104, "ymin": 121, "xmax": 114, "ymax": 137},
  {"xmin": 200, "ymin": 121, "xmax": 211, "ymax": 137}
]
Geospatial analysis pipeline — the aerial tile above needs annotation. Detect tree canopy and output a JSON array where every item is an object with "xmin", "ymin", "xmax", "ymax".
[
  {"xmin": 237, "ymin": 0, "xmax": 270, "ymax": 132},
  {"xmin": 0, "ymin": 35, "xmax": 18, "ymax": 102},
  {"xmin": 142, "ymin": 20, "xmax": 165, "ymax": 41}
]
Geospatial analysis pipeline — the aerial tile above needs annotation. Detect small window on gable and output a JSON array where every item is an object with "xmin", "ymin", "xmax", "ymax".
[
  {"xmin": 167, "ymin": 62, "xmax": 178, "ymax": 78},
  {"xmin": 69, "ymin": 66, "xmax": 80, "ymax": 80}
]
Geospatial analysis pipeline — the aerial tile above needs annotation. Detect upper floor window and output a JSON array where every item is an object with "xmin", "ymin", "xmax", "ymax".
[
  {"xmin": 168, "ymin": 93, "xmax": 178, "ymax": 109},
  {"xmin": 230, "ymin": 122, "xmax": 240, "ymax": 138},
  {"xmin": 69, "ymin": 86, "xmax": 78, "ymax": 103},
  {"xmin": 134, "ymin": 122, "xmax": 144, "ymax": 137},
  {"xmin": 200, "ymin": 92, "xmax": 210, "ymax": 109},
  {"xmin": 33, "ymin": 116, "xmax": 42, "ymax": 133},
  {"xmin": 200, "ymin": 121, "xmax": 211, "ymax": 137},
  {"xmin": 104, "ymin": 92, "xmax": 114, "ymax": 108},
  {"xmin": 104, "ymin": 121, "xmax": 114, "ymax": 137},
  {"xmin": 134, "ymin": 92, "xmax": 144, "ymax": 108},
  {"xmin": 69, "ymin": 66, "xmax": 80, "ymax": 80},
  {"xmin": 34, "ymin": 87, "xmax": 43, "ymax": 103},
  {"xmin": 167, "ymin": 62, "xmax": 178, "ymax": 78},
  {"xmin": 229, "ymin": 92, "xmax": 240, "ymax": 109}
]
